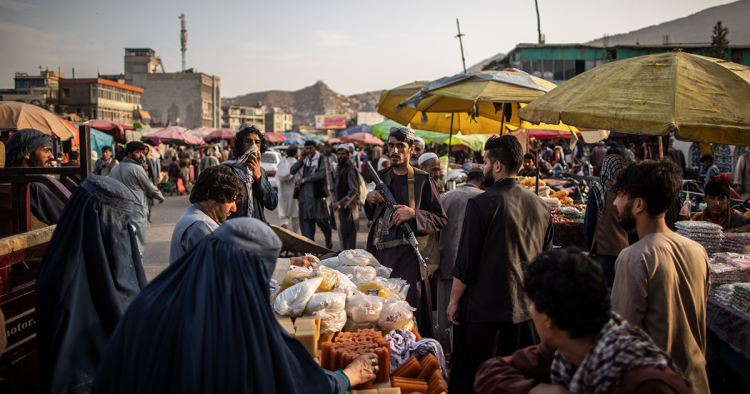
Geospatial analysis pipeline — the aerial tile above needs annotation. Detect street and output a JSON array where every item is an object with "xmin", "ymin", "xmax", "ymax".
[{"xmin": 142, "ymin": 191, "xmax": 371, "ymax": 281}]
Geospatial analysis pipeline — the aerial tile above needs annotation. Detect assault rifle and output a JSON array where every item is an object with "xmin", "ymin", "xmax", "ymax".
[{"xmin": 363, "ymin": 161, "xmax": 428, "ymax": 269}]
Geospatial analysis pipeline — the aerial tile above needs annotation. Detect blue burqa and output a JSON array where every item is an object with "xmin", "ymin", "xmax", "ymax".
[
  {"xmin": 90, "ymin": 218, "xmax": 347, "ymax": 394},
  {"xmin": 35, "ymin": 176, "xmax": 147, "ymax": 394}
]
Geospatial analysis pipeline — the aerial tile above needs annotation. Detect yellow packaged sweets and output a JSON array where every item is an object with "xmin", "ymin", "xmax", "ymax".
[
  {"xmin": 280, "ymin": 269, "xmax": 313, "ymax": 293},
  {"xmin": 311, "ymin": 266, "xmax": 338, "ymax": 292},
  {"xmin": 357, "ymin": 281, "xmax": 390, "ymax": 299}
]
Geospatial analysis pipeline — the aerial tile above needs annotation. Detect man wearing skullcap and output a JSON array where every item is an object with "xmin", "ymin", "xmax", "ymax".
[
  {"xmin": 5, "ymin": 128, "xmax": 65, "ymax": 226},
  {"xmin": 410, "ymin": 136, "xmax": 425, "ymax": 167},
  {"xmin": 110, "ymin": 141, "xmax": 165, "ymax": 255},
  {"xmin": 332, "ymin": 145, "xmax": 361, "ymax": 250},
  {"xmin": 418, "ymin": 152, "xmax": 444, "ymax": 194},
  {"xmin": 364, "ymin": 127, "xmax": 447, "ymax": 338}
]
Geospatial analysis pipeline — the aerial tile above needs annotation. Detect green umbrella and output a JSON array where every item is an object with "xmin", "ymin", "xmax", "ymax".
[{"xmin": 372, "ymin": 119, "xmax": 488, "ymax": 152}]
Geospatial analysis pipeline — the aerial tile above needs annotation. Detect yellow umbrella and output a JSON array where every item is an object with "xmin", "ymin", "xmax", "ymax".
[
  {"xmin": 376, "ymin": 81, "xmax": 429, "ymax": 127},
  {"xmin": 0, "ymin": 101, "xmax": 75, "ymax": 140},
  {"xmin": 518, "ymin": 52, "xmax": 750, "ymax": 146}
]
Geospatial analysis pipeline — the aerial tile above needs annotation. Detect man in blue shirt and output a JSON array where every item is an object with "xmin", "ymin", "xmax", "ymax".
[{"xmin": 700, "ymin": 154, "xmax": 721, "ymax": 190}]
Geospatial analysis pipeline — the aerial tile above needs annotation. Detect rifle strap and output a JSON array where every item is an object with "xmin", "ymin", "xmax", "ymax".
[{"xmin": 407, "ymin": 165, "xmax": 415, "ymax": 209}]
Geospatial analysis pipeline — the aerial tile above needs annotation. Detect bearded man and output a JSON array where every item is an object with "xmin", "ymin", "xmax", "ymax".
[
  {"xmin": 418, "ymin": 152, "xmax": 444, "ymax": 194},
  {"xmin": 447, "ymin": 135, "xmax": 553, "ymax": 393},
  {"xmin": 365, "ymin": 127, "xmax": 447, "ymax": 339},
  {"xmin": 5, "ymin": 128, "xmax": 65, "ymax": 226}
]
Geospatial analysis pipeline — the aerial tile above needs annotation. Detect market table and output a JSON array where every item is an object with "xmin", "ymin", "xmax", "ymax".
[
  {"xmin": 706, "ymin": 297, "xmax": 750, "ymax": 389},
  {"xmin": 552, "ymin": 221, "xmax": 585, "ymax": 249}
]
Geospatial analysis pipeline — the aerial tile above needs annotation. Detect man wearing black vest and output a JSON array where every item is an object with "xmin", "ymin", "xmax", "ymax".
[
  {"xmin": 332, "ymin": 145, "xmax": 360, "ymax": 250},
  {"xmin": 365, "ymin": 127, "xmax": 447, "ymax": 338},
  {"xmin": 291, "ymin": 140, "xmax": 333, "ymax": 249}
]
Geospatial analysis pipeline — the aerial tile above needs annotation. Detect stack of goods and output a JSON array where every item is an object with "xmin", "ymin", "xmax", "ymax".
[
  {"xmin": 675, "ymin": 221, "xmax": 724, "ymax": 255},
  {"xmin": 712, "ymin": 253, "xmax": 750, "ymax": 271},
  {"xmin": 275, "ymin": 314, "xmax": 323, "ymax": 359},
  {"xmin": 722, "ymin": 233, "xmax": 750, "ymax": 253},
  {"xmin": 732, "ymin": 283, "xmax": 750, "ymax": 317},
  {"xmin": 390, "ymin": 354, "xmax": 448, "ymax": 394},
  {"xmin": 551, "ymin": 206, "xmax": 585, "ymax": 223},
  {"xmin": 521, "ymin": 177, "xmax": 546, "ymax": 188},
  {"xmin": 321, "ymin": 329, "xmax": 391, "ymax": 390},
  {"xmin": 709, "ymin": 283, "xmax": 735, "ymax": 305},
  {"xmin": 709, "ymin": 261, "xmax": 750, "ymax": 286}
]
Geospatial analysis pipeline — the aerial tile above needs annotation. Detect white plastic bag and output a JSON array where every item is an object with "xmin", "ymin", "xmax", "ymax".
[
  {"xmin": 345, "ymin": 293, "xmax": 384, "ymax": 323},
  {"xmin": 273, "ymin": 277, "xmax": 323, "ymax": 318},
  {"xmin": 343, "ymin": 319, "xmax": 377, "ymax": 332},
  {"xmin": 339, "ymin": 249, "xmax": 380, "ymax": 267},
  {"xmin": 337, "ymin": 266, "xmax": 377, "ymax": 284},
  {"xmin": 332, "ymin": 269, "xmax": 357, "ymax": 295},
  {"xmin": 375, "ymin": 266, "xmax": 393, "ymax": 278},
  {"xmin": 320, "ymin": 257, "xmax": 342, "ymax": 270},
  {"xmin": 305, "ymin": 292, "xmax": 347, "ymax": 334},
  {"xmin": 378, "ymin": 300, "xmax": 416, "ymax": 331}
]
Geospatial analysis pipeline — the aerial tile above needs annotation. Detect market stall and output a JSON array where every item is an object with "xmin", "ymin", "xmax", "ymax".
[{"xmin": 269, "ymin": 249, "xmax": 448, "ymax": 392}]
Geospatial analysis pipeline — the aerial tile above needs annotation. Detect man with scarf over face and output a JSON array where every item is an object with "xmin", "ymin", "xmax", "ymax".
[
  {"xmin": 474, "ymin": 249, "xmax": 691, "ymax": 394},
  {"xmin": 332, "ymin": 145, "xmax": 360, "ymax": 250},
  {"xmin": 109, "ymin": 141, "xmax": 165, "ymax": 255},
  {"xmin": 291, "ymin": 140, "xmax": 333, "ymax": 249},
  {"xmin": 5, "ymin": 128, "xmax": 65, "ymax": 226},
  {"xmin": 224, "ymin": 123, "xmax": 278, "ymax": 222},
  {"xmin": 93, "ymin": 146, "xmax": 118, "ymax": 176},
  {"xmin": 365, "ymin": 127, "xmax": 447, "ymax": 339}
]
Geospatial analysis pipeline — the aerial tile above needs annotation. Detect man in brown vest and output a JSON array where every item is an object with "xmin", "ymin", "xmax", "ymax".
[
  {"xmin": 332, "ymin": 145, "xmax": 360, "ymax": 250},
  {"xmin": 365, "ymin": 127, "xmax": 447, "ymax": 338}
]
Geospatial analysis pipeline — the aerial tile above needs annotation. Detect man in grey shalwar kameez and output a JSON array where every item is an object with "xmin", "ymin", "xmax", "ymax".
[
  {"xmin": 332, "ymin": 145, "xmax": 360, "ymax": 250},
  {"xmin": 291, "ymin": 140, "xmax": 333, "ymax": 249},
  {"xmin": 109, "ymin": 141, "xmax": 165, "ymax": 255}
]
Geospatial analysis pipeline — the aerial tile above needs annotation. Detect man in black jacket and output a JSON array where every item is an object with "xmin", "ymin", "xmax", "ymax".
[
  {"xmin": 447, "ymin": 135, "xmax": 553, "ymax": 393},
  {"xmin": 291, "ymin": 140, "xmax": 333, "ymax": 249},
  {"xmin": 332, "ymin": 145, "xmax": 360, "ymax": 250}
]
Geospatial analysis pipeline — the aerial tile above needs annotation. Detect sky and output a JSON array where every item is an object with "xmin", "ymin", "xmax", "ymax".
[{"xmin": 0, "ymin": 0, "xmax": 737, "ymax": 98}]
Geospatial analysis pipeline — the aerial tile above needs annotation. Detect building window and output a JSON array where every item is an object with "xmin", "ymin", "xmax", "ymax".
[
  {"xmin": 133, "ymin": 64, "xmax": 147, "ymax": 73},
  {"xmin": 62, "ymin": 88, "xmax": 70, "ymax": 98}
]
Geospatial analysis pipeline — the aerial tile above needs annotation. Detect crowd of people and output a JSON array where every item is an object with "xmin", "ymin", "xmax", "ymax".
[{"xmin": 4, "ymin": 121, "xmax": 749, "ymax": 394}]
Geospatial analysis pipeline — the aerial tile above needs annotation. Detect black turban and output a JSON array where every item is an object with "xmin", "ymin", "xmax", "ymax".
[{"xmin": 5, "ymin": 128, "xmax": 53, "ymax": 166}]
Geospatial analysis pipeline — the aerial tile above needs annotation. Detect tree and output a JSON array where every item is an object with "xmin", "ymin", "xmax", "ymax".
[{"xmin": 710, "ymin": 20, "xmax": 730, "ymax": 60}]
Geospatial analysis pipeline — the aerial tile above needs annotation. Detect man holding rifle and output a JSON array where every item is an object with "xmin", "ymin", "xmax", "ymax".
[{"xmin": 364, "ymin": 127, "xmax": 447, "ymax": 339}]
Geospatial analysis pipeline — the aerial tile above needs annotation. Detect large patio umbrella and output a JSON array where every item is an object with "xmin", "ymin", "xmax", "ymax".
[
  {"xmin": 373, "ymin": 120, "xmax": 488, "ymax": 152},
  {"xmin": 265, "ymin": 132, "xmax": 287, "ymax": 143},
  {"xmin": 0, "ymin": 101, "xmax": 75, "ymax": 140},
  {"xmin": 518, "ymin": 52, "xmax": 750, "ymax": 147},
  {"xmin": 343, "ymin": 132, "xmax": 384, "ymax": 146},
  {"xmin": 285, "ymin": 137, "xmax": 305, "ymax": 145},
  {"xmin": 376, "ymin": 81, "xmax": 430, "ymax": 127},
  {"xmin": 189, "ymin": 126, "xmax": 216, "ymax": 139},
  {"xmin": 283, "ymin": 132, "xmax": 304, "ymax": 139},
  {"xmin": 81, "ymin": 119, "xmax": 136, "ymax": 143},
  {"xmin": 204, "ymin": 128, "xmax": 236, "ymax": 142},
  {"xmin": 144, "ymin": 127, "xmax": 203, "ymax": 146}
]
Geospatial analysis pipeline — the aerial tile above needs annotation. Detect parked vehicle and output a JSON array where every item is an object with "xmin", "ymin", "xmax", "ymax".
[{"xmin": 261, "ymin": 151, "xmax": 283, "ymax": 190}]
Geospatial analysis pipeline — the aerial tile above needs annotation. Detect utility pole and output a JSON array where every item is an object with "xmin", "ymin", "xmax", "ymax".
[
  {"xmin": 455, "ymin": 18, "xmax": 467, "ymax": 73},
  {"xmin": 179, "ymin": 14, "xmax": 188, "ymax": 72},
  {"xmin": 535, "ymin": 0, "xmax": 543, "ymax": 44}
]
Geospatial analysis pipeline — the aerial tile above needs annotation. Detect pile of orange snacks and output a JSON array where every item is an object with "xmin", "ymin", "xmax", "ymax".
[
  {"xmin": 321, "ymin": 329, "xmax": 391, "ymax": 390},
  {"xmin": 390, "ymin": 354, "xmax": 447, "ymax": 394},
  {"xmin": 521, "ymin": 177, "xmax": 546, "ymax": 187},
  {"xmin": 550, "ymin": 190, "xmax": 574, "ymax": 205}
]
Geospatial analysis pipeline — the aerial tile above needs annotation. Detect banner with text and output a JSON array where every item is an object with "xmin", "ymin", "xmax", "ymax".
[{"xmin": 315, "ymin": 115, "xmax": 346, "ymax": 130}]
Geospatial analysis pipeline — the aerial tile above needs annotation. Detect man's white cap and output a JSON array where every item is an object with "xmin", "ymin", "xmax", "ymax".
[
  {"xmin": 418, "ymin": 152, "xmax": 439, "ymax": 166},
  {"xmin": 413, "ymin": 136, "xmax": 425, "ymax": 147}
]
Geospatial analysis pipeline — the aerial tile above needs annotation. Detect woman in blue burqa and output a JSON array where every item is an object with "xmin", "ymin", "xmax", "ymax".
[
  {"xmin": 90, "ymin": 218, "xmax": 377, "ymax": 394},
  {"xmin": 35, "ymin": 176, "xmax": 148, "ymax": 394}
]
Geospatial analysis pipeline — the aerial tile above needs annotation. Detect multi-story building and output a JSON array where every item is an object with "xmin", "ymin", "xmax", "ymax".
[
  {"xmin": 265, "ymin": 107, "xmax": 293, "ymax": 133},
  {"xmin": 123, "ymin": 48, "xmax": 221, "ymax": 129},
  {"xmin": 4, "ymin": 70, "xmax": 65, "ymax": 109},
  {"xmin": 58, "ymin": 78, "xmax": 143, "ymax": 125},
  {"xmin": 221, "ymin": 105, "xmax": 265, "ymax": 132}
]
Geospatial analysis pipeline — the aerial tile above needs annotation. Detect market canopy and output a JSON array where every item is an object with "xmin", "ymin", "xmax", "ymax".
[
  {"xmin": 81, "ymin": 119, "xmax": 136, "ymax": 143},
  {"xmin": 144, "ymin": 127, "xmax": 204, "ymax": 146},
  {"xmin": 342, "ymin": 132, "xmax": 383, "ymax": 146},
  {"xmin": 339, "ymin": 124, "xmax": 372, "ymax": 136},
  {"xmin": 0, "ymin": 101, "xmax": 75, "ymax": 140},
  {"xmin": 264, "ymin": 132, "xmax": 287, "ymax": 143},
  {"xmin": 372, "ymin": 120, "xmax": 487, "ymax": 152},
  {"xmin": 518, "ymin": 52, "xmax": 750, "ymax": 146},
  {"xmin": 205, "ymin": 128, "xmax": 236, "ymax": 142}
]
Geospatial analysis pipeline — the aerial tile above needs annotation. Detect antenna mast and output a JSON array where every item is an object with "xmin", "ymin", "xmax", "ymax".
[
  {"xmin": 179, "ymin": 14, "xmax": 188, "ymax": 72},
  {"xmin": 535, "ymin": 0, "xmax": 544, "ymax": 44},
  {"xmin": 455, "ymin": 19, "xmax": 467, "ymax": 73}
]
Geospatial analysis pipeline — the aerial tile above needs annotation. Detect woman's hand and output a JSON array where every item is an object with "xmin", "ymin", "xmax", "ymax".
[{"xmin": 342, "ymin": 353, "xmax": 378, "ymax": 387}]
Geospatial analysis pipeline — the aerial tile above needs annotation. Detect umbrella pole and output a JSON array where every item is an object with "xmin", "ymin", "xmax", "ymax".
[
  {"xmin": 446, "ymin": 113, "xmax": 453, "ymax": 185},
  {"xmin": 658, "ymin": 136, "xmax": 664, "ymax": 159},
  {"xmin": 536, "ymin": 150, "xmax": 540, "ymax": 195},
  {"xmin": 500, "ymin": 103, "xmax": 505, "ymax": 135}
]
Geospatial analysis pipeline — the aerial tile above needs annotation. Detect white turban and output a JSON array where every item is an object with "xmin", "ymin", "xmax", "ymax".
[
  {"xmin": 418, "ymin": 152, "xmax": 438, "ymax": 166},
  {"xmin": 413, "ymin": 136, "xmax": 425, "ymax": 148}
]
